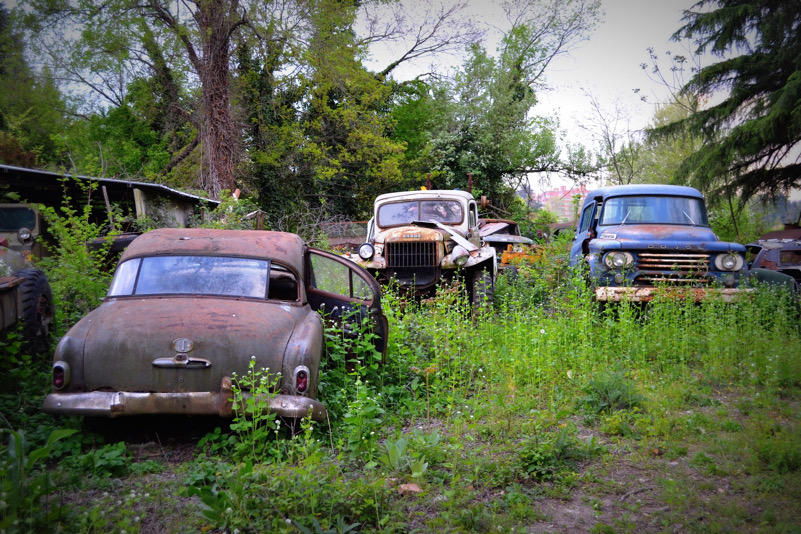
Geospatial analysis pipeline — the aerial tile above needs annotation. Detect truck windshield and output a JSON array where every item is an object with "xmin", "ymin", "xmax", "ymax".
[
  {"xmin": 377, "ymin": 200, "xmax": 463, "ymax": 227},
  {"xmin": 599, "ymin": 195, "xmax": 709, "ymax": 226}
]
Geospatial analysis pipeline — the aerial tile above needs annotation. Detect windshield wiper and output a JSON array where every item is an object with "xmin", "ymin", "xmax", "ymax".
[
  {"xmin": 620, "ymin": 210, "xmax": 631, "ymax": 225},
  {"xmin": 683, "ymin": 211, "xmax": 696, "ymax": 226}
]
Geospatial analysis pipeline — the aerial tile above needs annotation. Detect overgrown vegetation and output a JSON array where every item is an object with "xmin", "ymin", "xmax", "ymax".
[{"xmin": 1, "ymin": 213, "xmax": 800, "ymax": 533}]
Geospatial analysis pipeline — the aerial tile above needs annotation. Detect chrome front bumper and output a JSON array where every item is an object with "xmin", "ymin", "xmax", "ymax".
[
  {"xmin": 596, "ymin": 286, "xmax": 754, "ymax": 303},
  {"xmin": 43, "ymin": 390, "xmax": 327, "ymax": 422}
]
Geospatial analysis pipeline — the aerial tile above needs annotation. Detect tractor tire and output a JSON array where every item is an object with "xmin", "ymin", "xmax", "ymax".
[
  {"xmin": 16, "ymin": 268, "xmax": 54, "ymax": 355},
  {"xmin": 470, "ymin": 268, "xmax": 495, "ymax": 310}
]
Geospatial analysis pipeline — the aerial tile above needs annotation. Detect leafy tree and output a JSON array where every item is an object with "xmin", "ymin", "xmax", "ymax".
[
  {"xmin": 637, "ymin": 98, "xmax": 703, "ymax": 185},
  {"xmin": 395, "ymin": 0, "xmax": 600, "ymax": 212},
  {"xmin": 658, "ymin": 0, "xmax": 801, "ymax": 202},
  {"xmin": 0, "ymin": 4, "xmax": 65, "ymax": 166}
]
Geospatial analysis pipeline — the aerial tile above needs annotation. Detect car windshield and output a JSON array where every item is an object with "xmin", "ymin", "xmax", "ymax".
[
  {"xmin": 377, "ymin": 200, "xmax": 463, "ymax": 227},
  {"xmin": 107, "ymin": 256, "xmax": 276, "ymax": 299},
  {"xmin": 599, "ymin": 195, "xmax": 709, "ymax": 226},
  {"xmin": 0, "ymin": 207, "xmax": 36, "ymax": 231}
]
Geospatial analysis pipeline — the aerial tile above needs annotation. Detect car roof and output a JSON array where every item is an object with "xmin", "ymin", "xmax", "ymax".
[
  {"xmin": 375, "ymin": 190, "xmax": 475, "ymax": 204},
  {"xmin": 582, "ymin": 184, "xmax": 705, "ymax": 209},
  {"xmin": 120, "ymin": 228, "xmax": 306, "ymax": 273}
]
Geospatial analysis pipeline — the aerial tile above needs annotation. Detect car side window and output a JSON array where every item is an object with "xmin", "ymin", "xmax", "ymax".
[
  {"xmin": 108, "ymin": 258, "xmax": 140, "ymax": 296},
  {"xmin": 578, "ymin": 205, "xmax": 594, "ymax": 233},
  {"xmin": 309, "ymin": 254, "xmax": 370, "ymax": 301}
]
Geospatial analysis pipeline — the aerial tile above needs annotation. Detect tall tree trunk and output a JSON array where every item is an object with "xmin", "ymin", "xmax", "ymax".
[{"xmin": 196, "ymin": 0, "xmax": 238, "ymax": 198}]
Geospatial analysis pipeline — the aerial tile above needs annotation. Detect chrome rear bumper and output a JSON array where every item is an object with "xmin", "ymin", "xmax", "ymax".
[{"xmin": 43, "ymin": 390, "xmax": 327, "ymax": 422}]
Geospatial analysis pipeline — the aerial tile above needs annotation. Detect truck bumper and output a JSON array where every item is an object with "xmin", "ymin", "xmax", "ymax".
[
  {"xmin": 43, "ymin": 390, "xmax": 327, "ymax": 422},
  {"xmin": 595, "ymin": 286, "xmax": 754, "ymax": 303}
]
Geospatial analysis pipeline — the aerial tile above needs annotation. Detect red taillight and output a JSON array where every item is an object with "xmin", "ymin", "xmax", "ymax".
[
  {"xmin": 53, "ymin": 367, "xmax": 65, "ymax": 389},
  {"xmin": 296, "ymin": 370, "xmax": 308, "ymax": 393}
]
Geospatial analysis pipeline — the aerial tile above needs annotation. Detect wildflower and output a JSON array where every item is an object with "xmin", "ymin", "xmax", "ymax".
[
  {"xmin": 540, "ymin": 329, "xmax": 546, "ymax": 334},
  {"xmin": 251, "ymin": 355, "xmax": 256, "ymax": 360}
]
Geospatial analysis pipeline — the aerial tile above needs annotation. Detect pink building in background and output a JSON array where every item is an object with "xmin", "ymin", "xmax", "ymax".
[{"xmin": 531, "ymin": 185, "xmax": 590, "ymax": 223}]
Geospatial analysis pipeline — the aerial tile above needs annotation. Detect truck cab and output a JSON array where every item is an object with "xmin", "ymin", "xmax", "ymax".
[{"xmin": 570, "ymin": 184, "xmax": 748, "ymax": 302}]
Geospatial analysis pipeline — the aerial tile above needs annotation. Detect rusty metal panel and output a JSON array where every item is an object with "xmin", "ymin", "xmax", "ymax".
[
  {"xmin": 596, "ymin": 286, "xmax": 753, "ymax": 303},
  {"xmin": 636, "ymin": 252, "xmax": 712, "ymax": 284},
  {"xmin": 120, "ymin": 228, "xmax": 306, "ymax": 274}
]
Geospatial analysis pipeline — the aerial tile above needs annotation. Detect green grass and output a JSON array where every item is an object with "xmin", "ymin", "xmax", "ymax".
[{"xmin": 2, "ymin": 247, "xmax": 801, "ymax": 532}]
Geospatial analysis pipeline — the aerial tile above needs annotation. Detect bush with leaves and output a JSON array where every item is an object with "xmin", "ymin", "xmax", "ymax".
[{"xmin": 38, "ymin": 181, "xmax": 115, "ymax": 332}]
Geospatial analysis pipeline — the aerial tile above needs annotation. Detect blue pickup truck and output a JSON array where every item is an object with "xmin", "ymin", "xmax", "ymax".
[{"xmin": 569, "ymin": 184, "xmax": 749, "ymax": 302}]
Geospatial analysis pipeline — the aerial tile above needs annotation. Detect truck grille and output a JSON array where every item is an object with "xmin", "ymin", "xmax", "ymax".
[
  {"xmin": 386, "ymin": 241, "xmax": 437, "ymax": 268},
  {"xmin": 636, "ymin": 252, "xmax": 711, "ymax": 284}
]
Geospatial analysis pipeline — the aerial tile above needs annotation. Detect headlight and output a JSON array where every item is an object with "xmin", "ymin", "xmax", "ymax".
[
  {"xmin": 714, "ymin": 253, "xmax": 743, "ymax": 271},
  {"xmin": 17, "ymin": 227, "xmax": 33, "ymax": 244},
  {"xmin": 452, "ymin": 245, "xmax": 469, "ymax": 267},
  {"xmin": 603, "ymin": 251, "xmax": 633, "ymax": 269},
  {"xmin": 358, "ymin": 243, "xmax": 375, "ymax": 260}
]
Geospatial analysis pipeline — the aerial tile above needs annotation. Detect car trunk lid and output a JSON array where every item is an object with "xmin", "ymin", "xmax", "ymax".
[{"xmin": 82, "ymin": 297, "xmax": 297, "ymax": 393}]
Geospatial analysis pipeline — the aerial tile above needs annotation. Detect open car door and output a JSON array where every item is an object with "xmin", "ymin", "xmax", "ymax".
[{"xmin": 305, "ymin": 248, "xmax": 389, "ymax": 359}]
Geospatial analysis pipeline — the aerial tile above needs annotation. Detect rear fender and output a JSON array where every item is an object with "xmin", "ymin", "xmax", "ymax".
[{"xmin": 281, "ymin": 312, "xmax": 324, "ymax": 397}]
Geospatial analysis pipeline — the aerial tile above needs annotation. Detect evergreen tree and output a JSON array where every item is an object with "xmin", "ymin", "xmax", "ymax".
[{"xmin": 662, "ymin": 0, "xmax": 801, "ymax": 201}]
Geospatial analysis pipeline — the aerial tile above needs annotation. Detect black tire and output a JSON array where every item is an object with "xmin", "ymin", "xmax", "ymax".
[
  {"xmin": 16, "ymin": 268, "xmax": 54, "ymax": 355},
  {"xmin": 470, "ymin": 268, "xmax": 495, "ymax": 309}
]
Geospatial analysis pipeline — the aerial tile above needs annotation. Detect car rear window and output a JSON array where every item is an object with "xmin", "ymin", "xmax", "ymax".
[{"xmin": 107, "ymin": 256, "xmax": 290, "ymax": 299}]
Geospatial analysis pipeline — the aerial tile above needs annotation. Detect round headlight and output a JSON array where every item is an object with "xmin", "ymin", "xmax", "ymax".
[
  {"xmin": 358, "ymin": 243, "xmax": 375, "ymax": 260},
  {"xmin": 603, "ymin": 252, "xmax": 632, "ymax": 269},
  {"xmin": 715, "ymin": 253, "xmax": 743, "ymax": 271},
  {"xmin": 17, "ymin": 227, "xmax": 33, "ymax": 244},
  {"xmin": 721, "ymin": 254, "xmax": 737, "ymax": 270},
  {"xmin": 451, "ymin": 245, "xmax": 469, "ymax": 267}
]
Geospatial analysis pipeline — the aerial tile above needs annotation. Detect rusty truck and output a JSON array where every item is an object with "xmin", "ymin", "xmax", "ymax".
[{"xmin": 349, "ymin": 189, "xmax": 497, "ymax": 307}]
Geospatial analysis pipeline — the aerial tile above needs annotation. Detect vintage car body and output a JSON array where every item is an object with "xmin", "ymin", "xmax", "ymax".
[
  {"xmin": 569, "ymin": 184, "xmax": 749, "ymax": 302},
  {"xmin": 43, "ymin": 228, "xmax": 388, "ymax": 421},
  {"xmin": 478, "ymin": 219, "xmax": 537, "ymax": 272},
  {"xmin": 350, "ymin": 190, "xmax": 497, "ymax": 306},
  {"xmin": 745, "ymin": 238, "xmax": 801, "ymax": 292}
]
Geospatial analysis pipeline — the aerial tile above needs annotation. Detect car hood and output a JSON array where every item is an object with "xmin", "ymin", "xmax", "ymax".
[
  {"xmin": 593, "ymin": 224, "xmax": 745, "ymax": 252},
  {"xmin": 80, "ymin": 297, "xmax": 300, "ymax": 392}
]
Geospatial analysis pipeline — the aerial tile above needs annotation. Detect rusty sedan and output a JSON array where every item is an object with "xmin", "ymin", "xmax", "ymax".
[{"xmin": 43, "ymin": 228, "xmax": 388, "ymax": 422}]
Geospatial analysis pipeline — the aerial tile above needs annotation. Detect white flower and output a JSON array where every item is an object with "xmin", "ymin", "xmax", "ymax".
[{"xmin": 540, "ymin": 329, "xmax": 546, "ymax": 334}]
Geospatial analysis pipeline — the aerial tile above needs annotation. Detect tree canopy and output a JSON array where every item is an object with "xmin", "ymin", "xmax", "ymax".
[{"xmin": 658, "ymin": 0, "xmax": 801, "ymax": 202}]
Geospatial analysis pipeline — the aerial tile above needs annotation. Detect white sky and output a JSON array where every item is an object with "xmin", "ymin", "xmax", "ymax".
[{"xmin": 530, "ymin": 0, "xmax": 698, "ymax": 144}]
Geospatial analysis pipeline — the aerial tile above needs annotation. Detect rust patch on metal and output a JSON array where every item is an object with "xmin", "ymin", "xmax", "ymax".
[{"xmin": 218, "ymin": 376, "xmax": 233, "ymax": 417}]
